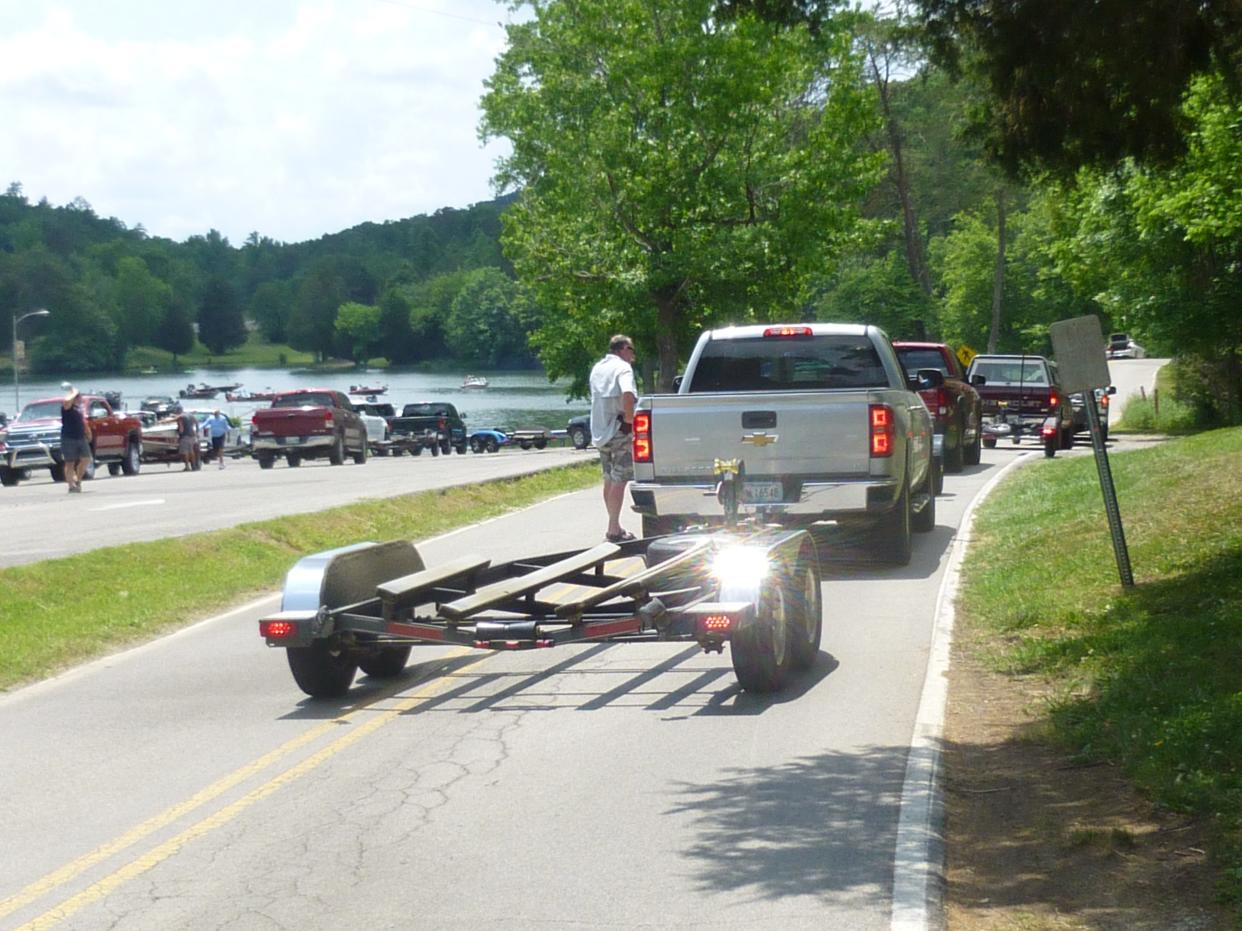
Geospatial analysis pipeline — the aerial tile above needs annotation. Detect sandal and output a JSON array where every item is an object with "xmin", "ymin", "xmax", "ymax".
[{"xmin": 606, "ymin": 530, "xmax": 637, "ymax": 543}]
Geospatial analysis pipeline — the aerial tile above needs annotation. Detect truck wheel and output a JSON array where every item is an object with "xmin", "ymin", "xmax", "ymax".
[
  {"xmin": 50, "ymin": 463, "xmax": 66, "ymax": 483},
  {"xmin": 1060, "ymin": 427, "xmax": 1075, "ymax": 450},
  {"xmin": 358, "ymin": 645, "xmax": 412, "ymax": 678},
  {"xmin": 485, "ymin": 436, "xmax": 499, "ymax": 453},
  {"xmin": 869, "ymin": 480, "xmax": 912, "ymax": 565},
  {"xmin": 730, "ymin": 570, "xmax": 794, "ymax": 693},
  {"xmin": 455, "ymin": 443, "xmax": 467, "ymax": 455},
  {"xmin": 411, "ymin": 446, "xmax": 423, "ymax": 457},
  {"xmin": 570, "ymin": 425, "xmax": 589, "ymax": 450},
  {"xmin": 470, "ymin": 437, "xmax": 483, "ymax": 453},
  {"xmin": 258, "ymin": 455, "xmax": 275, "ymax": 470},
  {"xmin": 1043, "ymin": 437, "xmax": 1058, "ymax": 458},
  {"xmin": 286, "ymin": 640, "xmax": 358, "ymax": 699},
  {"xmin": 352, "ymin": 442, "xmax": 367, "ymax": 465},
  {"xmin": 121, "ymin": 440, "xmax": 141, "ymax": 476},
  {"xmin": 913, "ymin": 463, "xmax": 937, "ymax": 533},
  {"xmin": 287, "ymin": 452, "xmax": 302, "ymax": 467},
  {"xmin": 429, "ymin": 443, "xmax": 440, "ymax": 457},
  {"xmin": 440, "ymin": 440, "xmax": 451, "ymax": 455},
  {"xmin": 0, "ymin": 467, "xmax": 19, "ymax": 487},
  {"xmin": 788, "ymin": 547, "xmax": 823, "ymax": 671},
  {"xmin": 519, "ymin": 440, "xmax": 531, "ymax": 450},
  {"xmin": 329, "ymin": 435, "xmax": 345, "ymax": 466},
  {"xmin": 945, "ymin": 421, "xmax": 965, "ymax": 472},
  {"xmin": 963, "ymin": 431, "xmax": 982, "ymax": 466}
]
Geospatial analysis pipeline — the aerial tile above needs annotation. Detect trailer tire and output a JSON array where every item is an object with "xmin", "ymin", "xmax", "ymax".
[
  {"xmin": 108, "ymin": 462, "xmax": 122, "ymax": 476},
  {"xmin": 286, "ymin": 452, "xmax": 302, "ymax": 467},
  {"xmin": 788, "ymin": 547, "xmax": 823, "ymax": 671},
  {"xmin": 258, "ymin": 454, "xmax": 275, "ymax": 470},
  {"xmin": 0, "ymin": 467, "xmax": 19, "ymax": 487},
  {"xmin": 358, "ymin": 645, "xmax": 412, "ymax": 679},
  {"xmin": 485, "ymin": 436, "xmax": 499, "ymax": 453},
  {"xmin": 429, "ymin": 443, "xmax": 440, "ymax": 457},
  {"xmin": 731, "ymin": 570, "xmax": 794, "ymax": 693},
  {"xmin": 286, "ymin": 640, "xmax": 358, "ymax": 698},
  {"xmin": 534, "ymin": 438, "xmax": 547, "ymax": 450}
]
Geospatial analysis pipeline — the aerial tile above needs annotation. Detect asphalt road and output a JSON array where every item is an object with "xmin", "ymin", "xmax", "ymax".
[
  {"xmin": 0, "ymin": 359, "xmax": 1166, "ymax": 930},
  {"xmin": 0, "ymin": 444, "xmax": 589, "ymax": 568}
]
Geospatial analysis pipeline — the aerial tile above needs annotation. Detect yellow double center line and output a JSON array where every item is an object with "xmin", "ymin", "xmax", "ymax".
[{"xmin": 6, "ymin": 650, "xmax": 487, "ymax": 930}]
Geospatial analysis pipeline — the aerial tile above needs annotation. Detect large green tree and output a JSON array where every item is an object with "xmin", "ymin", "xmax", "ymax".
[
  {"xmin": 481, "ymin": 0, "xmax": 881, "ymax": 392},
  {"xmin": 197, "ymin": 276, "xmax": 247, "ymax": 356},
  {"xmin": 334, "ymin": 301, "xmax": 382, "ymax": 365},
  {"xmin": 445, "ymin": 268, "xmax": 538, "ymax": 368}
]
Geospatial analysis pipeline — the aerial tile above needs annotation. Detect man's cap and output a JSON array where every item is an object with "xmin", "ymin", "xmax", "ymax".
[{"xmin": 62, "ymin": 382, "xmax": 79, "ymax": 398}]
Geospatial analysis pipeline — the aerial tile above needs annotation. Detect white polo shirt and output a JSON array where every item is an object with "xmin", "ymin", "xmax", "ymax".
[{"xmin": 589, "ymin": 353, "xmax": 636, "ymax": 446}]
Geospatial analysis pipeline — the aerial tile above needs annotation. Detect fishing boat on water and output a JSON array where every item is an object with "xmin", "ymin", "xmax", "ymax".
[
  {"xmin": 349, "ymin": 384, "xmax": 387, "ymax": 395},
  {"xmin": 461, "ymin": 375, "xmax": 489, "ymax": 389},
  {"xmin": 179, "ymin": 382, "xmax": 219, "ymax": 399},
  {"xmin": 226, "ymin": 388, "xmax": 279, "ymax": 402}
]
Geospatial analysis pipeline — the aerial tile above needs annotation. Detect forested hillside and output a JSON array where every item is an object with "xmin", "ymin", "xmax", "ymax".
[{"xmin": 3, "ymin": 0, "xmax": 1238, "ymax": 422}]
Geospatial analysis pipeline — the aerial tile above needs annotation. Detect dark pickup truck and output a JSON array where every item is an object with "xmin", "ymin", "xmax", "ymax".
[
  {"xmin": 250, "ymin": 388, "xmax": 369, "ymax": 469},
  {"xmin": 0, "ymin": 394, "xmax": 143, "ymax": 485},
  {"xmin": 966, "ymin": 354, "xmax": 1076, "ymax": 457},
  {"xmin": 390, "ymin": 402, "xmax": 468, "ymax": 455},
  {"xmin": 893, "ymin": 341, "xmax": 983, "ymax": 471}
]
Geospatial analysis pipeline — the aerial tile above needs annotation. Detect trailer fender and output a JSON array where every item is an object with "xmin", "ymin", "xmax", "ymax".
[{"xmin": 281, "ymin": 540, "xmax": 425, "ymax": 623}]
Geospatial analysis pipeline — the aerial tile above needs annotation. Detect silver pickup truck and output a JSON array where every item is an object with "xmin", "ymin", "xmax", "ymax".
[{"xmin": 629, "ymin": 323, "xmax": 941, "ymax": 564}]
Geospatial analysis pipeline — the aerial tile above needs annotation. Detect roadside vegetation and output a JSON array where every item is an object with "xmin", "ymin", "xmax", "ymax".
[
  {"xmin": 0, "ymin": 462, "xmax": 598, "ymax": 692},
  {"xmin": 957, "ymin": 427, "xmax": 1242, "ymax": 909}
]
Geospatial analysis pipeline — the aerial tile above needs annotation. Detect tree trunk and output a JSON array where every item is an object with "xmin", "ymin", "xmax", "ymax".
[
  {"xmin": 987, "ymin": 189, "xmax": 1007, "ymax": 354},
  {"xmin": 655, "ymin": 292, "xmax": 681, "ymax": 393}
]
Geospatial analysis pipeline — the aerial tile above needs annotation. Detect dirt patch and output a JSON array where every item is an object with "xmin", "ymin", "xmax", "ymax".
[{"xmin": 944, "ymin": 631, "xmax": 1235, "ymax": 930}]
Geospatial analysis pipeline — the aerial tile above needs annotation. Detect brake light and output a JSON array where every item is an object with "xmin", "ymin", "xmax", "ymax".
[
  {"xmin": 762, "ymin": 326, "xmax": 813, "ymax": 338},
  {"xmin": 259, "ymin": 620, "xmax": 296, "ymax": 639},
  {"xmin": 870, "ymin": 404, "xmax": 894, "ymax": 457},
  {"xmin": 633, "ymin": 411, "xmax": 652, "ymax": 463},
  {"xmin": 323, "ymin": 411, "xmax": 334, "ymax": 428},
  {"xmin": 1100, "ymin": 394, "xmax": 1110, "ymax": 409},
  {"xmin": 1048, "ymin": 390, "xmax": 1059, "ymax": 407},
  {"xmin": 1041, "ymin": 421, "xmax": 1057, "ymax": 438}
]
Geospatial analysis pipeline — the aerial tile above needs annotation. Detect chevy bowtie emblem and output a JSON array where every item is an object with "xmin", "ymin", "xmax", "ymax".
[{"xmin": 741, "ymin": 432, "xmax": 778, "ymax": 447}]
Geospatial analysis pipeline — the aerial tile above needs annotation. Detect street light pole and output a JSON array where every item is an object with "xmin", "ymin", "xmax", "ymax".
[{"xmin": 12, "ymin": 308, "xmax": 50, "ymax": 415}]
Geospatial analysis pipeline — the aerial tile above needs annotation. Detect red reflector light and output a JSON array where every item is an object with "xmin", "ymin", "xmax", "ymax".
[
  {"xmin": 633, "ymin": 411, "xmax": 652, "ymax": 463},
  {"xmin": 762, "ymin": 326, "xmax": 813, "ymax": 338},
  {"xmin": 260, "ymin": 620, "xmax": 296, "ymax": 639}
]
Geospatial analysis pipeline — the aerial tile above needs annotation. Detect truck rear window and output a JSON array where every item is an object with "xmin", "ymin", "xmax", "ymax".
[
  {"xmin": 895, "ymin": 347, "xmax": 950, "ymax": 376},
  {"xmin": 272, "ymin": 393, "xmax": 336, "ymax": 408},
  {"xmin": 688, "ymin": 335, "xmax": 889, "ymax": 392},
  {"xmin": 968, "ymin": 360, "xmax": 1050, "ymax": 387}
]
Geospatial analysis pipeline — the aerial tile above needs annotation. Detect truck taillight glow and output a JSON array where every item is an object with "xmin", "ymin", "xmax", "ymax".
[
  {"xmin": 633, "ymin": 412, "xmax": 652, "ymax": 463},
  {"xmin": 869, "ymin": 404, "xmax": 894, "ymax": 457},
  {"xmin": 323, "ymin": 412, "xmax": 334, "ymax": 428},
  {"xmin": 1049, "ymin": 391, "xmax": 1059, "ymax": 407},
  {"xmin": 763, "ymin": 326, "xmax": 812, "ymax": 338},
  {"xmin": 260, "ymin": 620, "xmax": 296, "ymax": 639}
]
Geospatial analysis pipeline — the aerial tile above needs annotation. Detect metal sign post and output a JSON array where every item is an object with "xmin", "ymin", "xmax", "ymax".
[{"xmin": 1049, "ymin": 315, "xmax": 1134, "ymax": 588}]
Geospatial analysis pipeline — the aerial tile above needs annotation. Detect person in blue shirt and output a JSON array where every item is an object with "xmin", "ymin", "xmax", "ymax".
[{"xmin": 202, "ymin": 409, "xmax": 231, "ymax": 469}]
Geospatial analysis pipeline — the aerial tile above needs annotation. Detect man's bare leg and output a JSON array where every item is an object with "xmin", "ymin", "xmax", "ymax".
[{"xmin": 603, "ymin": 478, "xmax": 628, "ymax": 536}]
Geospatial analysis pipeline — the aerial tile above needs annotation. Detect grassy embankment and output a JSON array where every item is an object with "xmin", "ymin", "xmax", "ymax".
[
  {"xmin": 957, "ymin": 426, "xmax": 1242, "ymax": 906},
  {"xmin": 0, "ymin": 462, "xmax": 599, "ymax": 692}
]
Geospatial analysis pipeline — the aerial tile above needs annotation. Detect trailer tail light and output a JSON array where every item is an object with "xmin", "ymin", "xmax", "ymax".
[
  {"xmin": 763, "ymin": 326, "xmax": 813, "ymax": 338},
  {"xmin": 260, "ymin": 620, "xmax": 297, "ymax": 639},
  {"xmin": 1041, "ymin": 421, "xmax": 1058, "ymax": 438},
  {"xmin": 700, "ymin": 614, "xmax": 734, "ymax": 632},
  {"xmin": 869, "ymin": 404, "xmax": 894, "ymax": 457},
  {"xmin": 633, "ymin": 411, "xmax": 652, "ymax": 463}
]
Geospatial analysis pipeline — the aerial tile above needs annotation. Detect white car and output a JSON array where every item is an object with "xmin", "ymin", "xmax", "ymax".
[{"xmin": 1106, "ymin": 333, "xmax": 1146, "ymax": 359}]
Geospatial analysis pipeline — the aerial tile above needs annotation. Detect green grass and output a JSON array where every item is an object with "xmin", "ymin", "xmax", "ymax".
[
  {"xmin": 125, "ymin": 331, "xmax": 316, "ymax": 370},
  {"xmin": 958, "ymin": 426, "xmax": 1242, "ymax": 907},
  {"xmin": 0, "ymin": 462, "xmax": 599, "ymax": 691}
]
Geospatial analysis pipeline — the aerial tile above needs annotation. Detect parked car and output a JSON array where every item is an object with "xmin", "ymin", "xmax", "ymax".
[
  {"xmin": 893, "ymin": 341, "xmax": 983, "ymax": 471},
  {"xmin": 567, "ymin": 414, "xmax": 590, "ymax": 450},
  {"xmin": 1107, "ymin": 333, "xmax": 1146, "ymax": 359},
  {"xmin": 390, "ymin": 402, "xmax": 467, "ymax": 455},
  {"xmin": 251, "ymin": 389, "xmax": 368, "ymax": 469}
]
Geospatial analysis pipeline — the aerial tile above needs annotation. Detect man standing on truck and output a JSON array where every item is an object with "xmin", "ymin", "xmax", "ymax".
[{"xmin": 589, "ymin": 334, "xmax": 638, "ymax": 543}]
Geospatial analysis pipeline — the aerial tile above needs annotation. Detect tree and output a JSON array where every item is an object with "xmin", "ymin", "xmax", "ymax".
[
  {"xmin": 153, "ymin": 298, "xmax": 195, "ymax": 364},
  {"xmin": 481, "ymin": 0, "xmax": 881, "ymax": 392},
  {"xmin": 249, "ymin": 279, "xmax": 295, "ymax": 343},
  {"xmin": 197, "ymin": 276, "xmax": 247, "ymax": 355},
  {"xmin": 112, "ymin": 256, "xmax": 171, "ymax": 349},
  {"xmin": 334, "ymin": 302, "xmax": 383, "ymax": 365},
  {"xmin": 915, "ymin": 0, "xmax": 1242, "ymax": 176},
  {"xmin": 287, "ymin": 261, "xmax": 347, "ymax": 362},
  {"xmin": 445, "ymin": 268, "xmax": 538, "ymax": 368}
]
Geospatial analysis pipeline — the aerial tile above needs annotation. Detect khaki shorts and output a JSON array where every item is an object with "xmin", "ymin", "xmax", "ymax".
[
  {"xmin": 598, "ymin": 433, "xmax": 633, "ymax": 483},
  {"xmin": 61, "ymin": 437, "xmax": 92, "ymax": 461}
]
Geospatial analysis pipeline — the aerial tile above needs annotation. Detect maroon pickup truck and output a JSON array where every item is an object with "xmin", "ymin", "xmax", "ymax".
[
  {"xmin": 893, "ymin": 341, "xmax": 983, "ymax": 471},
  {"xmin": 0, "ymin": 394, "xmax": 143, "ymax": 486},
  {"xmin": 965, "ymin": 354, "xmax": 1076, "ymax": 457},
  {"xmin": 250, "ymin": 388, "xmax": 369, "ymax": 469}
]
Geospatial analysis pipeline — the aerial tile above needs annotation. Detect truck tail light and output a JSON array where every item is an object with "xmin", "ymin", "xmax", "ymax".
[
  {"xmin": 633, "ymin": 412, "xmax": 652, "ymax": 463},
  {"xmin": 762, "ymin": 326, "xmax": 813, "ymax": 338},
  {"xmin": 869, "ymin": 404, "xmax": 894, "ymax": 457},
  {"xmin": 1100, "ymin": 394, "xmax": 1110, "ymax": 409},
  {"xmin": 323, "ymin": 412, "xmax": 335, "ymax": 429},
  {"xmin": 1048, "ymin": 390, "xmax": 1059, "ymax": 408},
  {"xmin": 1041, "ymin": 420, "xmax": 1058, "ymax": 438}
]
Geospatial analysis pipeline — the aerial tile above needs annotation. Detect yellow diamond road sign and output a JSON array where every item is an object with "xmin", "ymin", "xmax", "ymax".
[{"xmin": 956, "ymin": 344, "xmax": 977, "ymax": 369}]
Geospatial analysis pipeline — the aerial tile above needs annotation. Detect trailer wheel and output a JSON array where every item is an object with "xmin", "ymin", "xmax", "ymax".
[
  {"xmin": 731, "ymin": 571, "xmax": 793, "ymax": 693},
  {"xmin": 358, "ymin": 645, "xmax": 412, "ymax": 679},
  {"xmin": 788, "ymin": 548, "xmax": 823, "ymax": 671},
  {"xmin": 258, "ymin": 454, "xmax": 275, "ymax": 470},
  {"xmin": 485, "ymin": 436, "xmax": 499, "ymax": 453},
  {"xmin": 286, "ymin": 452, "xmax": 302, "ymax": 467},
  {"xmin": 429, "ymin": 443, "xmax": 440, "ymax": 457},
  {"xmin": 108, "ymin": 462, "xmax": 122, "ymax": 476},
  {"xmin": 286, "ymin": 640, "xmax": 358, "ymax": 698},
  {"xmin": 982, "ymin": 435, "xmax": 997, "ymax": 449},
  {"xmin": 0, "ymin": 467, "xmax": 19, "ymax": 487},
  {"xmin": 534, "ymin": 438, "xmax": 547, "ymax": 450}
]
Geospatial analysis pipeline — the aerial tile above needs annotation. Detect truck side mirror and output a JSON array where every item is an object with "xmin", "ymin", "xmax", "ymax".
[
  {"xmin": 1107, "ymin": 385, "xmax": 1117, "ymax": 395},
  {"xmin": 916, "ymin": 368, "xmax": 945, "ymax": 389},
  {"xmin": 970, "ymin": 374, "xmax": 987, "ymax": 387},
  {"xmin": 672, "ymin": 375, "xmax": 684, "ymax": 390}
]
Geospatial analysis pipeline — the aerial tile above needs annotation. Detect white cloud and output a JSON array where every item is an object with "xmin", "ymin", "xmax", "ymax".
[{"xmin": 0, "ymin": 0, "xmax": 516, "ymax": 244}]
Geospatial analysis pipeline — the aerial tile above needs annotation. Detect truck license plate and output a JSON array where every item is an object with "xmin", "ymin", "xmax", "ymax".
[{"xmin": 742, "ymin": 482, "xmax": 782, "ymax": 504}]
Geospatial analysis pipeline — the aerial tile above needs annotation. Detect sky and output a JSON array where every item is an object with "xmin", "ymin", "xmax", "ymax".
[{"xmin": 0, "ymin": 0, "xmax": 521, "ymax": 245}]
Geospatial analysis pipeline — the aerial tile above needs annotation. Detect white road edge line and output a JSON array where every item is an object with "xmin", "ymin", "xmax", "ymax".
[
  {"xmin": 88, "ymin": 499, "xmax": 166, "ymax": 511},
  {"xmin": 890, "ymin": 453, "xmax": 1031, "ymax": 931}
]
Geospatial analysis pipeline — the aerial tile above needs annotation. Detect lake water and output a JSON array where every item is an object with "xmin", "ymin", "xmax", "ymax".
[{"xmin": 7, "ymin": 368, "xmax": 589, "ymax": 433}]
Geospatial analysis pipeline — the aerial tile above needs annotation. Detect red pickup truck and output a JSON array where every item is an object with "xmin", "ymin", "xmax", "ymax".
[
  {"xmin": 250, "ymin": 388, "xmax": 369, "ymax": 469},
  {"xmin": 965, "ymin": 354, "xmax": 1076, "ymax": 457},
  {"xmin": 0, "ymin": 394, "xmax": 143, "ymax": 486},
  {"xmin": 893, "ymin": 341, "xmax": 983, "ymax": 471}
]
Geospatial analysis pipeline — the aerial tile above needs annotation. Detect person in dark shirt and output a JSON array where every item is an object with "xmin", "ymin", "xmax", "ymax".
[{"xmin": 60, "ymin": 383, "xmax": 92, "ymax": 493}]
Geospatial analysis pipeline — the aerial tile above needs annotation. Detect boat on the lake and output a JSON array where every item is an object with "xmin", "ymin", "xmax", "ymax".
[
  {"xmin": 461, "ymin": 375, "xmax": 489, "ymax": 389},
  {"xmin": 179, "ymin": 382, "xmax": 219, "ymax": 399},
  {"xmin": 349, "ymin": 384, "xmax": 387, "ymax": 395},
  {"xmin": 225, "ymin": 388, "xmax": 278, "ymax": 402}
]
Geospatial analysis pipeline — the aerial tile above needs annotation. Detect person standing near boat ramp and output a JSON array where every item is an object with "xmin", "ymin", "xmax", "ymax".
[
  {"xmin": 59, "ymin": 383, "xmax": 92, "ymax": 493},
  {"xmin": 589, "ymin": 334, "xmax": 638, "ymax": 543}
]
